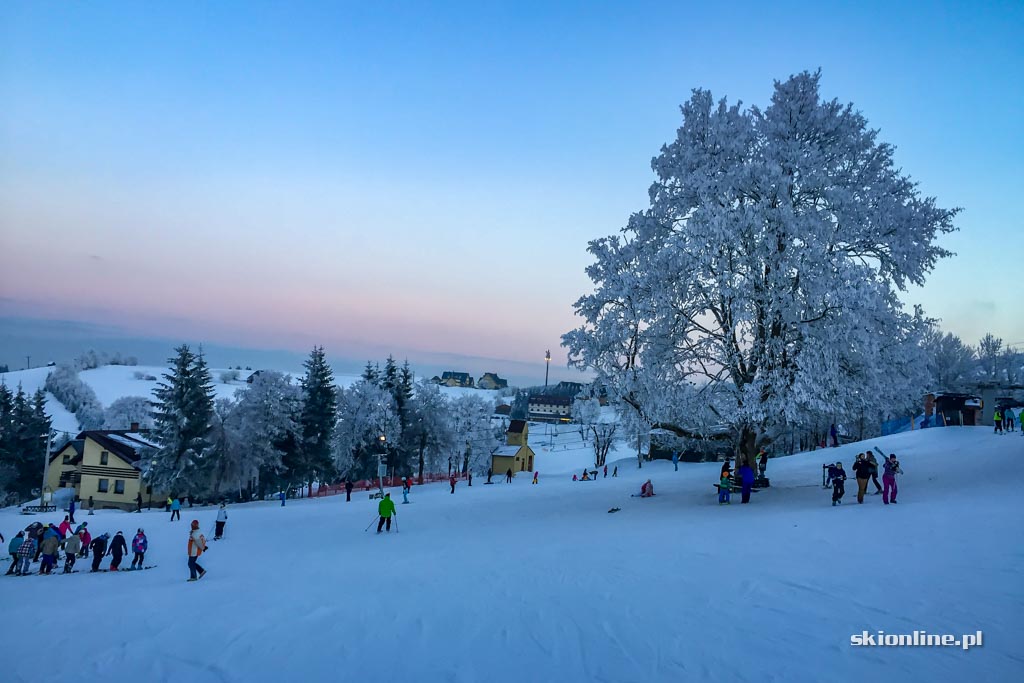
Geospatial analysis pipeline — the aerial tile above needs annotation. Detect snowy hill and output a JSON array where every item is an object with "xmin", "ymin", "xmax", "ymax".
[{"xmin": 1, "ymin": 427, "xmax": 1019, "ymax": 682}]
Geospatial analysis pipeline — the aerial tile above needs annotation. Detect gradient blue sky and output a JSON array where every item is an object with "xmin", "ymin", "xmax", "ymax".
[{"xmin": 2, "ymin": 0, "xmax": 1022, "ymax": 378}]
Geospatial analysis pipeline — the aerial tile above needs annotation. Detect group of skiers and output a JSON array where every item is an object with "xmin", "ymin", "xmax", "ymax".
[
  {"xmin": 826, "ymin": 452, "xmax": 903, "ymax": 506},
  {"xmin": 573, "ymin": 464, "xmax": 616, "ymax": 481},
  {"xmin": 717, "ymin": 458, "xmax": 757, "ymax": 504},
  {"xmin": 4, "ymin": 518, "xmax": 149, "ymax": 576},
  {"xmin": 993, "ymin": 408, "xmax": 1019, "ymax": 434}
]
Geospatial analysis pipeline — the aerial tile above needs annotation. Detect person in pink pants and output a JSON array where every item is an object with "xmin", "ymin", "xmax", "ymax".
[{"xmin": 882, "ymin": 454, "xmax": 902, "ymax": 504}]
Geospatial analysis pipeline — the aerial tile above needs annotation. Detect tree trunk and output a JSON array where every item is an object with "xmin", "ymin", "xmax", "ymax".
[
  {"xmin": 417, "ymin": 437, "xmax": 425, "ymax": 486},
  {"xmin": 738, "ymin": 426, "xmax": 757, "ymax": 469}
]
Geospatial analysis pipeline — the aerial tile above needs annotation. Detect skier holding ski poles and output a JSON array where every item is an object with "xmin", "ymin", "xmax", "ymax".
[{"xmin": 376, "ymin": 493, "xmax": 396, "ymax": 533}]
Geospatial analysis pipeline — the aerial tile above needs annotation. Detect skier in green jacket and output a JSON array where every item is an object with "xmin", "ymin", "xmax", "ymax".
[{"xmin": 376, "ymin": 493, "xmax": 397, "ymax": 533}]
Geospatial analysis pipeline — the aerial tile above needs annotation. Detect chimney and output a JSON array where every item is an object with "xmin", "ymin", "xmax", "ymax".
[{"xmin": 129, "ymin": 422, "xmax": 139, "ymax": 433}]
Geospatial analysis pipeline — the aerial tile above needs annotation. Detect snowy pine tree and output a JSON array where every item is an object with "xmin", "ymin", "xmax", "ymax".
[
  {"xmin": 298, "ymin": 346, "xmax": 337, "ymax": 487},
  {"xmin": 148, "ymin": 344, "xmax": 216, "ymax": 496},
  {"xmin": 564, "ymin": 71, "xmax": 957, "ymax": 467}
]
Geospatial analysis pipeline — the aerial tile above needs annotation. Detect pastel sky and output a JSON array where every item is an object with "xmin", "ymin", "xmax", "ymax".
[{"xmin": 2, "ymin": 0, "xmax": 1022, "ymax": 376}]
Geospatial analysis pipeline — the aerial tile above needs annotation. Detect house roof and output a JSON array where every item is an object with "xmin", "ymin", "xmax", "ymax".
[
  {"xmin": 492, "ymin": 446, "xmax": 522, "ymax": 457},
  {"xmin": 76, "ymin": 430, "xmax": 158, "ymax": 466},
  {"xmin": 441, "ymin": 371, "xmax": 471, "ymax": 381},
  {"xmin": 49, "ymin": 439, "xmax": 85, "ymax": 464},
  {"xmin": 507, "ymin": 419, "xmax": 527, "ymax": 433},
  {"xmin": 494, "ymin": 404, "xmax": 512, "ymax": 415},
  {"xmin": 529, "ymin": 395, "xmax": 573, "ymax": 406}
]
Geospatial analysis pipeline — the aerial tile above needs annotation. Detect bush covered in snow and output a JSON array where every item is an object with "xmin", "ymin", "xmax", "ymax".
[{"xmin": 44, "ymin": 363, "xmax": 104, "ymax": 429}]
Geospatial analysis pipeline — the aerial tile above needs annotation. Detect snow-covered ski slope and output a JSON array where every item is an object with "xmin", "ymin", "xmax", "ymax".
[{"xmin": 1, "ymin": 427, "xmax": 1020, "ymax": 682}]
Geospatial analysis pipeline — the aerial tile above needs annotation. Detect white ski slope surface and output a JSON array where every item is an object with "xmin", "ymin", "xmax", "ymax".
[{"xmin": 1, "ymin": 427, "xmax": 1021, "ymax": 682}]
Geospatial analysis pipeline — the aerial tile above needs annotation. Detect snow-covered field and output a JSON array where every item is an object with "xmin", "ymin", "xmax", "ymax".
[{"xmin": 2, "ymin": 427, "xmax": 1020, "ymax": 682}]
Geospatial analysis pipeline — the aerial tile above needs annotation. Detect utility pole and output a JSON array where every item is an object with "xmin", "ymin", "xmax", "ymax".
[
  {"xmin": 40, "ymin": 429, "xmax": 53, "ymax": 508},
  {"xmin": 544, "ymin": 350, "xmax": 551, "ymax": 387},
  {"xmin": 26, "ymin": 355, "xmax": 31, "ymax": 370}
]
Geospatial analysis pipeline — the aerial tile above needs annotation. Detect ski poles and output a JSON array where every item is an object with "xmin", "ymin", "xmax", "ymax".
[
  {"xmin": 364, "ymin": 516, "xmax": 378, "ymax": 532},
  {"xmin": 393, "ymin": 513, "xmax": 398, "ymax": 534}
]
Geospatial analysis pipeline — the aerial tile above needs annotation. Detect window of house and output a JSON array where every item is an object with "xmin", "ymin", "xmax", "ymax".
[
  {"xmin": 100, "ymin": 451, "xmax": 109, "ymax": 465},
  {"xmin": 62, "ymin": 454, "xmax": 71, "ymax": 464},
  {"xmin": 114, "ymin": 480, "xmax": 125, "ymax": 495},
  {"xmin": 98, "ymin": 479, "xmax": 109, "ymax": 493}
]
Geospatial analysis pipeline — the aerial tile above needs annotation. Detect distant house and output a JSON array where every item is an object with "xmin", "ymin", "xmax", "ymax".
[
  {"xmin": 246, "ymin": 370, "xmax": 264, "ymax": 384},
  {"xmin": 924, "ymin": 392, "xmax": 982, "ymax": 427},
  {"xmin": 528, "ymin": 395, "xmax": 573, "ymax": 423},
  {"xmin": 478, "ymin": 373, "xmax": 508, "ymax": 390},
  {"xmin": 46, "ymin": 427, "xmax": 167, "ymax": 511},
  {"xmin": 429, "ymin": 375, "xmax": 442, "ymax": 384},
  {"xmin": 440, "ymin": 371, "xmax": 474, "ymax": 388},
  {"xmin": 554, "ymin": 381, "xmax": 584, "ymax": 396},
  {"xmin": 494, "ymin": 404, "xmax": 512, "ymax": 417},
  {"xmin": 491, "ymin": 419, "xmax": 535, "ymax": 475}
]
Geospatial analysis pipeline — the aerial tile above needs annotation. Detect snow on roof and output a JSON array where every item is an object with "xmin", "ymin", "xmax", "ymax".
[
  {"xmin": 492, "ymin": 446, "xmax": 522, "ymax": 457},
  {"xmin": 106, "ymin": 433, "xmax": 159, "ymax": 450}
]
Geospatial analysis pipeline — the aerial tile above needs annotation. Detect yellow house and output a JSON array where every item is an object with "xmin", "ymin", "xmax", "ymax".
[
  {"xmin": 491, "ymin": 419, "xmax": 535, "ymax": 475},
  {"xmin": 47, "ymin": 430, "xmax": 165, "ymax": 511}
]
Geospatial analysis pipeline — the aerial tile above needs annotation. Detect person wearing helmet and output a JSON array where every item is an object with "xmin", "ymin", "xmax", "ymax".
[
  {"xmin": 215, "ymin": 503, "xmax": 228, "ymax": 540},
  {"xmin": 64, "ymin": 531, "xmax": 82, "ymax": 573},
  {"xmin": 828, "ymin": 462, "xmax": 846, "ymax": 506},
  {"xmin": 187, "ymin": 519, "xmax": 207, "ymax": 581},
  {"xmin": 376, "ymin": 493, "xmax": 397, "ymax": 533},
  {"xmin": 108, "ymin": 531, "xmax": 128, "ymax": 571},
  {"xmin": 131, "ymin": 529, "xmax": 148, "ymax": 569}
]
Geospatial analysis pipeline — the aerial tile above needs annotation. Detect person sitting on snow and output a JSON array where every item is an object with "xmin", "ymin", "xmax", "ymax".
[{"xmin": 640, "ymin": 480, "xmax": 655, "ymax": 497}]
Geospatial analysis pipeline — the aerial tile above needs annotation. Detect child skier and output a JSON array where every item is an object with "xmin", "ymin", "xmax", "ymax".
[
  {"xmin": 829, "ymin": 462, "xmax": 846, "ymax": 506},
  {"xmin": 131, "ymin": 529, "xmax": 148, "ymax": 569},
  {"xmin": 719, "ymin": 473, "xmax": 731, "ymax": 504},
  {"xmin": 187, "ymin": 520, "xmax": 207, "ymax": 581},
  {"xmin": 376, "ymin": 493, "xmax": 396, "ymax": 533}
]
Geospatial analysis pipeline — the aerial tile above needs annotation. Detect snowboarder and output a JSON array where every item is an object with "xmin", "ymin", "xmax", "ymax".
[
  {"xmin": 532, "ymin": 471, "xmax": 539, "ymax": 484},
  {"xmin": 131, "ymin": 529, "xmax": 148, "ymax": 569},
  {"xmin": 882, "ymin": 454, "xmax": 903, "ymax": 504},
  {"xmin": 852, "ymin": 454, "xmax": 872, "ymax": 504},
  {"xmin": 758, "ymin": 449, "xmax": 769, "ymax": 478},
  {"xmin": 672, "ymin": 452, "xmax": 679, "ymax": 471},
  {"xmin": 994, "ymin": 409, "xmax": 1003, "ymax": 434},
  {"xmin": 376, "ymin": 493, "xmax": 396, "ymax": 533},
  {"xmin": 718, "ymin": 473, "xmax": 731, "ymax": 504},
  {"xmin": 64, "ymin": 531, "xmax": 81, "ymax": 573},
  {"xmin": 345, "ymin": 479, "xmax": 353, "ymax": 502},
  {"xmin": 505, "ymin": 468, "xmax": 513, "ymax": 483},
  {"xmin": 829, "ymin": 462, "xmax": 846, "ymax": 506},
  {"xmin": 6, "ymin": 531, "xmax": 24, "ymax": 575},
  {"xmin": 135, "ymin": 492, "xmax": 143, "ymax": 513},
  {"xmin": 87, "ymin": 495, "xmax": 94, "ymax": 515},
  {"xmin": 170, "ymin": 497, "xmax": 181, "ymax": 521},
  {"xmin": 215, "ymin": 503, "xmax": 228, "ymax": 539},
  {"xmin": 401, "ymin": 480, "xmax": 410, "ymax": 504},
  {"xmin": 187, "ymin": 520, "xmax": 207, "ymax": 581},
  {"xmin": 68, "ymin": 497, "xmax": 76, "ymax": 524},
  {"xmin": 89, "ymin": 533, "xmax": 109, "ymax": 572},
  {"xmin": 739, "ymin": 462, "xmax": 755, "ymax": 504},
  {"xmin": 108, "ymin": 531, "xmax": 127, "ymax": 571},
  {"xmin": 15, "ymin": 532, "xmax": 36, "ymax": 576},
  {"xmin": 450, "ymin": 474, "xmax": 457, "ymax": 494},
  {"xmin": 866, "ymin": 453, "xmax": 883, "ymax": 494}
]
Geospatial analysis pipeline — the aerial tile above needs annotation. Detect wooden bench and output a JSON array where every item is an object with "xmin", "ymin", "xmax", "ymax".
[{"xmin": 21, "ymin": 505, "xmax": 57, "ymax": 514}]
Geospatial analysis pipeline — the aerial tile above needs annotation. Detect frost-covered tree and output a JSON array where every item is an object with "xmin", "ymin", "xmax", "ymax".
[
  {"xmin": 448, "ymin": 394, "xmax": 499, "ymax": 477},
  {"xmin": 405, "ymin": 380, "xmax": 457, "ymax": 482},
  {"xmin": 102, "ymin": 396, "xmax": 155, "ymax": 430},
  {"xmin": 44, "ymin": 363, "xmax": 103, "ymax": 429},
  {"xmin": 976, "ymin": 333, "xmax": 1004, "ymax": 381},
  {"xmin": 226, "ymin": 371, "xmax": 302, "ymax": 497},
  {"xmin": 148, "ymin": 345, "xmax": 216, "ymax": 495},
  {"xmin": 921, "ymin": 328, "xmax": 976, "ymax": 392},
  {"xmin": 572, "ymin": 391, "xmax": 618, "ymax": 467},
  {"xmin": 334, "ymin": 380, "xmax": 400, "ymax": 480},
  {"xmin": 297, "ymin": 346, "xmax": 337, "ymax": 486},
  {"xmin": 564, "ymin": 71, "xmax": 957, "ymax": 467}
]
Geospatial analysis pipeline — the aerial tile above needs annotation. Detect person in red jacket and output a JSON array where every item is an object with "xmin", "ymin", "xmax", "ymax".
[{"xmin": 449, "ymin": 473, "xmax": 456, "ymax": 494}]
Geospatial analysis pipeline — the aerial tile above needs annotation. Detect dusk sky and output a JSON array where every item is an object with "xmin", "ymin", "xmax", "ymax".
[{"xmin": 2, "ymin": 1, "xmax": 1022, "ymax": 378}]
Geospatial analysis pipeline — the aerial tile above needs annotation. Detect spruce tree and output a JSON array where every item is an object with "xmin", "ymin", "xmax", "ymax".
[
  {"xmin": 149, "ymin": 345, "xmax": 215, "ymax": 496},
  {"xmin": 299, "ymin": 346, "xmax": 337, "ymax": 486},
  {"xmin": 361, "ymin": 360, "xmax": 379, "ymax": 385}
]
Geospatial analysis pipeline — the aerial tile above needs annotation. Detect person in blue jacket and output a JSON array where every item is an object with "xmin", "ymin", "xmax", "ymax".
[
  {"xmin": 739, "ymin": 462, "xmax": 755, "ymax": 504},
  {"xmin": 170, "ymin": 497, "xmax": 182, "ymax": 521},
  {"xmin": 279, "ymin": 491, "xmax": 286, "ymax": 506},
  {"xmin": 672, "ymin": 452, "xmax": 680, "ymax": 471},
  {"xmin": 6, "ymin": 531, "xmax": 25, "ymax": 575},
  {"xmin": 15, "ymin": 533, "xmax": 37, "ymax": 575}
]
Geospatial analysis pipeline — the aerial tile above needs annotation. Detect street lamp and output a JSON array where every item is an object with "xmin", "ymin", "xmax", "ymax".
[
  {"xmin": 544, "ymin": 349, "xmax": 551, "ymax": 388},
  {"xmin": 40, "ymin": 429, "xmax": 53, "ymax": 510}
]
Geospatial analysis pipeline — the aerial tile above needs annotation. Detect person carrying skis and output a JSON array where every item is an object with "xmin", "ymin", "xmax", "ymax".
[
  {"xmin": 131, "ymin": 529, "xmax": 148, "ymax": 569},
  {"xmin": 108, "ymin": 531, "xmax": 127, "ymax": 571},
  {"xmin": 882, "ymin": 454, "xmax": 903, "ymax": 504},
  {"xmin": 15, "ymin": 531, "xmax": 36, "ymax": 576},
  {"xmin": 187, "ymin": 520, "xmax": 207, "ymax": 581},
  {"xmin": 6, "ymin": 531, "xmax": 25, "ymax": 575},
  {"xmin": 345, "ymin": 479, "xmax": 354, "ymax": 502},
  {"xmin": 215, "ymin": 503, "xmax": 228, "ymax": 539},
  {"xmin": 64, "ymin": 531, "xmax": 82, "ymax": 573},
  {"xmin": 852, "ymin": 454, "xmax": 873, "ymax": 504},
  {"xmin": 739, "ymin": 462, "xmax": 755, "ymax": 504},
  {"xmin": 450, "ymin": 474, "xmax": 457, "ymax": 494},
  {"xmin": 90, "ymin": 533, "xmax": 109, "ymax": 572},
  {"xmin": 829, "ymin": 462, "xmax": 846, "ymax": 506},
  {"xmin": 376, "ymin": 493, "xmax": 397, "ymax": 533},
  {"xmin": 866, "ymin": 453, "xmax": 883, "ymax": 495}
]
